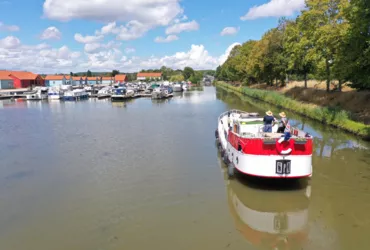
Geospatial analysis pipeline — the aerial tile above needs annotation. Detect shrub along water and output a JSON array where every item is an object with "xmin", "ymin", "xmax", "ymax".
[{"xmin": 216, "ymin": 82, "xmax": 370, "ymax": 140}]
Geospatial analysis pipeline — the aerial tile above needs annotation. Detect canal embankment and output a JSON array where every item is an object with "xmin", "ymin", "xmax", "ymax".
[{"xmin": 216, "ymin": 81, "xmax": 370, "ymax": 140}]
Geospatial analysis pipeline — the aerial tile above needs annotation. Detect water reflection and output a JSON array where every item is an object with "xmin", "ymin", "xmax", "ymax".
[
  {"xmin": 0, "ymin": 99, "xmax": 28, "ymax": 109},
  {"xmin": 173, "ymin": 87, "xmax": 216, "ymax": 104},
  {"xmin": 223, "ymin": 169, "xmax": 311, "ymax": 250}
]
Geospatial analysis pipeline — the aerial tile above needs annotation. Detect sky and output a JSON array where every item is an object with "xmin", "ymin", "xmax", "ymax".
[{"xmin": 0, "ymin": 0, "xmax": 305, "ymax": 74}]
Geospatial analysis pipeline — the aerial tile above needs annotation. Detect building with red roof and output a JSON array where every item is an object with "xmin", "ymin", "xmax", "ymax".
[
  {"xmin": 136, "ymin": 72, "xmax": 162, "ymax": 81},
  {"xmin": 0, "ymin": 70, "xmax": 44, "ymax": 89}
]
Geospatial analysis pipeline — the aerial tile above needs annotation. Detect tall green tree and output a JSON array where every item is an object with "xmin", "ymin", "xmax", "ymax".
[
  {"xmin": 183, "ymin": 67, "xmax": 195, "ymax": 80},
  {"xmin": 341, "ymin": 0, "xmax": 370, "ymax": 90},
  {"xmin": 284, "ymin": 18, "xmax": 315, "ymax": 88},
  {"xmin": 300, "ymin": 0, "xmax": 350, "ymax": 92},
  {"xmin": 87, "ymin": 70, "xmax": 92, "ymax": 77}
]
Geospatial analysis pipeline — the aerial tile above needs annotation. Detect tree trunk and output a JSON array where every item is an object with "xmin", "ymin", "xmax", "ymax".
[
  {"xmin": 338, "ymin": 79, "xmax": 342, "ymax": 92},
  {"xmin": 326, "ymin": 59, "xmax": 331, "ymax": 92},
  {"xmin": 304, "ymin": 71, "xmax": 308, "ymax": 89}
]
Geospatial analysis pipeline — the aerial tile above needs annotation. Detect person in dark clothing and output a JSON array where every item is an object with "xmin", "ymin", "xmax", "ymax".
[
  {"xmin": 277, "ymin": 112, "xmax": 288, "ymax": 133},
  {"xmin": 263, "ymin": 110, "xmax": 277, "ymax": 132}
]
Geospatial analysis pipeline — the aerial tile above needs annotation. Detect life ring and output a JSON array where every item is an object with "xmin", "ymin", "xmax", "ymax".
[{"xmin": 276, "ymin": 137, "xmax": 294, "ymax": 155}]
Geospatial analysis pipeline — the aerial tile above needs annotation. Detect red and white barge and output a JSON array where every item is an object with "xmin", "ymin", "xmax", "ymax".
[{"xmin": 216, "ymin": 110, "xmax": 313, "ymax": 179}]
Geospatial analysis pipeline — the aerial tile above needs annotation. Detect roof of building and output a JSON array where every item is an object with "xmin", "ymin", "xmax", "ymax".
[
  {"xmin": 72, "ymin": 76, "xmax": 82, "ymax": 80},
  {"xmin": 102, "ymin": 76, "xmax": 113, "ymax": 80},
  {"xmin": 87, "ymin": 77, "xmax": 99, "ymax": 80},
  {"xmin": 0, "ymin": 71, "xmax": 13, "ymax": 80},
  {"xmin": 0, "ymin": 70, "xmax": 39, "ymax": 80},
  {"xmin": 137, "ymin": 72, "xmax": 162, "ymax": 78},
  {"xmin": 115, "ymin": 74, "xmax": 127, "ymax": 81},
  {"xmin": 44, "ymin": 75, "xmax": 65, "ymax": 80}
]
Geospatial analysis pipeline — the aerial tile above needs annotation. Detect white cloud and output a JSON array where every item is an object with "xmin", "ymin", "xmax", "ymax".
[
  {"xmin": 125, "ymin": 48, "xmax": 136, "ymax": 54},
  {"xmin": 154, "ymin": 35, "xmax": 179, "ymax": 43},
  {"xmin": 220, "ymin": 27, "xmax": 239, "ymax": 36},
  {"xmin": 97, "ymin": 21, "xmax": 150, "ymax": 41},
  {"xmin": 218, "ymin": 42, "xmax": 241, "ymax": 65},
  {"xmin": 0, "ymin": 36, "xmax": 82, "ymax": 73},
  {"xmin": 0, "ymin": 22, "xmax": 19, "ymax": 32},
  {"xmin": 165, "ymin": 20, "xmax": 199, "ymax": 35},
  {"xmin": 84, "ymin": 41, "xmax": 121, "ymax": 54},
  {"xmin": 173, "ymin": 15, "xmax": 188, "ymax": 24},
  {"xmin": 0, "ymin": 35, "xmax": 237, "ymax": 73},
  {"xmin": 74, "ymin": 33, "xmax": 103, "ymax": 43},
  {"xmin": 43, "ymin": 0, "xmax": 183, "ymax": 26},
  {"xmin": 40, "ymin": 26, "xmax": 61, "ymax": 40},
  {"xmin": 0, "ymin": 36, "xmax": 21, "ymax": 49},
  {"xmin": 241, "ymin": 0, "xmax": 305, "ymax": 20}
]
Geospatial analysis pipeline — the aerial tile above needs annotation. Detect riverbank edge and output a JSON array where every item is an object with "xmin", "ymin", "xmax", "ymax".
[{"xmin": 215, "ymin": 81, "xmax": 370, "ymax": 140}]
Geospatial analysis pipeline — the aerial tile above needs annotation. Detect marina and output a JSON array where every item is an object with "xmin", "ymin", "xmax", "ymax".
[{"xmin": 0, "ymin": 86, "xmax": 369, "ymax": 250}]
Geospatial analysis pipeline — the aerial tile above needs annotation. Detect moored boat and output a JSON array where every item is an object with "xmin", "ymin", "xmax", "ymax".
[
  {"xmin": 97, "ymin": 86, "xmax": 112, "ymax": 99},
  {"xmin": 216, "ymin": 109, "xmax": 313, "ymax": 179},
  {"xmin": 48, "ymin": 85, "xmax": 72, "ymax": 100},
  {"xmin": 25, "ymin": 87, "xmax": 49, "ymax": 100},
  {"xmin": 111, "ymin": 87, "xmax": 134, "ymax": 101},
  {"xmin": 63, "ymin": 89, "xmax": 89, "ymax": 101},
  {"xmin": 151, "ymin": 86, "xmax": 173, "ymax": 99},
  {"xmin": 173, "ymin": 82, "xmax": 183, "ymax": 92}
]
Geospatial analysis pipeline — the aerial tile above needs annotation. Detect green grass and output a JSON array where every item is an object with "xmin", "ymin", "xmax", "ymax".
[{"xmin": 216, "ymin": 81, "xmax": 370, "ymax": 140}]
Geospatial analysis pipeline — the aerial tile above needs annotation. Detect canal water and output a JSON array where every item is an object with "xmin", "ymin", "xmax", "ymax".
[{"xmin": 0, "ymin": 87, "xmax": 369, "ymax": 250}]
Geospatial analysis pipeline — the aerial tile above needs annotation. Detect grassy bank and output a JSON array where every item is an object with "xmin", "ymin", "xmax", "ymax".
[
  {"xmin": 216, "ymin": 81, "xmax": 370, "ymax": 140},
  {"xmin": 249, "ymin": 80, "xmax": 370, "ymax": 124}
]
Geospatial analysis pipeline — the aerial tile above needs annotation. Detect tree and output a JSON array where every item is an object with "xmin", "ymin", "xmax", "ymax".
[
  {"xmin": 189, "ymin": 71, "xmax": 203, "ymax": 84},
  {"xmin": 284, "ymin": 18, "xmax": 315, "ymax": 88},
  {"xmin": 300, "ymin": 0, "xmax": 350, "ymax": 92},
  {"xmin": 112, "ymin": 70, "xmax": 120, "ymax": 77},
  {"xmin": 70, "ymin": 72, "xmax": 73, "ymax": 76},
  {"xmin": 170, "ymin": 74, "xmax": 184, "ymax": 82},
  {"xmin": 183, "ymin": 67, "xmax": 195, "ymax": 80},
  {"xmin": 340, "ymin": 0, "xmax": 370, "ymax": 90},
  {"xmin": 87, "ymin": 70, "xmax": 92, "ymax": 77}
]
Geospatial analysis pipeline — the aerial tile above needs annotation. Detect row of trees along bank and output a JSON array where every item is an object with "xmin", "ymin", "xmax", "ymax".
[
  {"xmin": 215, "ymin": 0, "xmax": 370, "ymax": 91},
  {"xmin": 67, "ymin": 67, "xmax": 215, "ymax": 84}
]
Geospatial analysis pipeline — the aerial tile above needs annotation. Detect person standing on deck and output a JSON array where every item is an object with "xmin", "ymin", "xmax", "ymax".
[
  {"xmin": 263, "ymin": 110, "xmax": 277, "ymax": 133},
  {"xmin": 277, "ymin": 112, "xmax": 288, "ymax": 133}
]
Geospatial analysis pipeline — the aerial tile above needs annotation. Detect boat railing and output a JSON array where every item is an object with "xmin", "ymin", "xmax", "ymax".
[{"xmin": 218, "ymin": 109, "xmax": 260, "ymax": 123}]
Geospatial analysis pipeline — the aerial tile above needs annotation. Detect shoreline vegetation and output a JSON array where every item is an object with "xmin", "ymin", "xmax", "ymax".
[{"xmin": 216, "ymin": 81, "xmax": 370, "ymax": 140}]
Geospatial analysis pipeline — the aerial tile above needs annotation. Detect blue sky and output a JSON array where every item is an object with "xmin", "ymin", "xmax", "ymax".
[{"xmin": 0, "ymin": 0, "xmax": 304, "ymax": 73}]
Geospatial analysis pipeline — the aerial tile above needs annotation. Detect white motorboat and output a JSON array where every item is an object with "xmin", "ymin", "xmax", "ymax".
[
  {"xmin": 48, "ymin": 85, "xmax": 72, "ymax": 100},
  {"xmin": 173, "ymin": 82, "xmax": 183, "ymax": 92},
  {"xmin": 111, "ymin": 87, "xmax": 135, "ymax": 101},
  {"xmin": 25, "ymin": 87, "xmax": 48, "ymax": 100},
  {"xmin": 151, "ymin": 86, "xmax": 173, "ymax": 99},
  {"xmin": 182, "ymin": 83, "xmax": 189, "ymax": 91},
  {"xmin": 216, "ymin": 109, "xmax": 313, "ymax": 179},
  {"xmin": 63, "ymin": 89, "xmax": 89, "ymax": 101},
  {"xmin": 97, "ymin": 86, "xmax": 113, "ymax": 99}
]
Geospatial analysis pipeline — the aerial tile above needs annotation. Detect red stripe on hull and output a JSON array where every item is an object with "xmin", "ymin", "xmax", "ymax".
[{"xmin": 228, "ymin": 132, "xmax": 313, "ymax": 156}]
